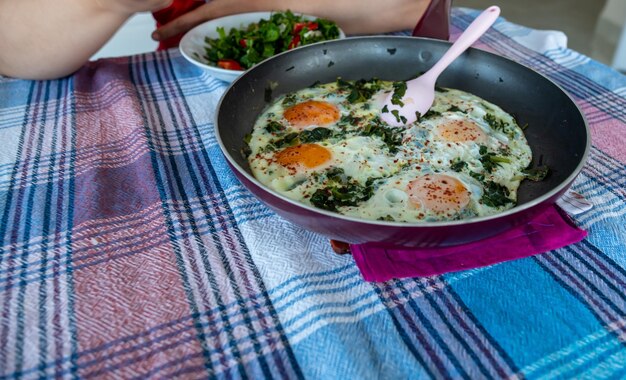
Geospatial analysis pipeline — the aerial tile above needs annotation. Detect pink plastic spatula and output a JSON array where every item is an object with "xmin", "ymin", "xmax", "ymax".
[{"xmin": 381, "ymin": 6, "xmax": 501, "ymax": 127}]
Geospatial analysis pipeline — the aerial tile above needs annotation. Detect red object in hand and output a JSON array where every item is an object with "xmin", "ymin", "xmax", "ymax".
[
  {"xmin": 217, "ymin": 59, "xmax": 244, "ymax": 70},
  {"xmin": 412, "ymin": 0, "xmax": 451, "ymax": 40},
  {"xmin": 152, "ymin": 0, "xmax": 205, "ymax": 50}
]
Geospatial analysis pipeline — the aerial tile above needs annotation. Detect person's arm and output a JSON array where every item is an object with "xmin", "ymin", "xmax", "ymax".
[
  {"xmin": 0, "ymin": 0, "xmax": 171, "ymax": 80},
  {"xmin": 152, "ymin": 0, "xmax": 430, "ymax": 42}
]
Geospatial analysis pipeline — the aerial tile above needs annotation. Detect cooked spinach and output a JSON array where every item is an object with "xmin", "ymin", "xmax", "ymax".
[
  {"xmin": 360, "ymin": 121, "xmax": 404, "ymax": 152},
  {"xmin": 481, "ymin": 181, "xmax": 514, "ymax": 208},
  {"xmin": 268, "ymin": 132, "xmax": 300, "ymax": 150},
  {"xmin": 299, "ymin": 127, "xmax": 333, "ymax": 143},
  {"xmin": 470, "ymin": 171, "xmax": 485, "ymax": 182},
  {"xmin": 309, "ymin": 168, "xmax": 376, "ymax": 211},
  {"xmin": 337, "ymin": 113, "xmax": 362, "ymax": 127},
  {"xmin": 479, "ymin": 145, "xmax": 511, "ymax": 172},
  {"xmin": 264, "ymin": 120, "xmax": 285, "ymax": 133},
  {"xmin": 523, "ymin": 165, "xmax": 550, "ymax": 181}
]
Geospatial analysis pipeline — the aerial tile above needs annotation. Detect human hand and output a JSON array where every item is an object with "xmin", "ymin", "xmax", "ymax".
[
  {"xmin": 94, "ymin": 0, "xmax": 174, "ymax": 15},
  {"xmin": 151, "ymin": 0, "xmax": 430, "ymax": 42},
  {"xmin": 151, "ymin": 0, "xmax": 263, "ymax": 42}
]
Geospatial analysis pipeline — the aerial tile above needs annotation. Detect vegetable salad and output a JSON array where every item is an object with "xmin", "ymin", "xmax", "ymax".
[{"xmin": 201, "ymin": 11, "xmax": 341, "ymax": 70}]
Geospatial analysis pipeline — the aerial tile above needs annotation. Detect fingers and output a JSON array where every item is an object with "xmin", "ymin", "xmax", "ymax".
[
  {"xmin": 151, "ymin": 0, "xmax": 270, "ymax": 41},
  {"xmin": 151, "ymin": 5, "xmax": 210, "ymax": 41}
]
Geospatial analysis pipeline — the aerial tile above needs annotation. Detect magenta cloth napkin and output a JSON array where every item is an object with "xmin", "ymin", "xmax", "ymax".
[{"xmin": 351, "ymin": 206, "xmax": 587, "ymax": 282}]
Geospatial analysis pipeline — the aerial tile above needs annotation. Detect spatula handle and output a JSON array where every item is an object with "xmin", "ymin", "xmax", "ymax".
[{"xmin": 426, "ymin": 6, "xmax": 500, "ymax": 80}]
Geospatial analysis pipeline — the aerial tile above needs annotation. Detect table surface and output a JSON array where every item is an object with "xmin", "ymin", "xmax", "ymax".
[{"xmin": 1, "ymin": 8, "xmax": 625, "ymax": 379}]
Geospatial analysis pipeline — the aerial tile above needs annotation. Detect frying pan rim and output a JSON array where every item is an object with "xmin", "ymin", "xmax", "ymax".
[{"xmin": 215, "ymin": 35, "xmax": 591, "ymax": 228}]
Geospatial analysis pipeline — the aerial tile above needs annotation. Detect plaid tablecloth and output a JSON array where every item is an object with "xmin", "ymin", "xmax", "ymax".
[{"xmin": 1, "ymin": 8, "xmax": 625, "ymax": 379}]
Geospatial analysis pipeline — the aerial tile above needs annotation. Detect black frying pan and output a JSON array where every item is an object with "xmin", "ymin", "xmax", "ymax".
[{"xmin": 215, "ymin": 36, "xmax": 589, "ymax": 247}]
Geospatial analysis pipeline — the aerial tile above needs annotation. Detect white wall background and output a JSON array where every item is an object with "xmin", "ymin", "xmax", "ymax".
[
  {"xmin": 90, "ymin": 12, "xmax": 158, "ymax": 61},
  {"xmin": 592, "ymin": 0, "xmax": 626, "ymax": 71}
]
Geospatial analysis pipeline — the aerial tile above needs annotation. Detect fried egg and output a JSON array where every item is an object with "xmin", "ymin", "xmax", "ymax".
[
  {"xmin": 283, "ymin": 100, "xmax": 341, "ymax": 128},
  {"xmin": 247, "ymin": 79, "xmax": 534, "ymax": 222}
]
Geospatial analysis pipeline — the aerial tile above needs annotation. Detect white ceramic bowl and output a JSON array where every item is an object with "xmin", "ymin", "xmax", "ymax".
[{"xmin": 179, "ymin": 12, "xmax": 345, "ymax": 83}]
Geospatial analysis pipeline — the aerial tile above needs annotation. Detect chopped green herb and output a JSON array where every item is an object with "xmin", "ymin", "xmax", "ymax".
[
  {"xmin": 338, "ymin": 114, "xmax": 362, "ymax": 127},
  {"xmin": 390, "ymin": 109, "xmax": 407, "ymax": 124},
  {"xmin": 337, "ymin": 78, "xmax": 383, "ymax": 104},
  {"xmin": 360, "ymin": 121, "xmax": 403, "ymax": 152},
  {"xmin": 450, "ymin": 159, "xmax": 467, "ymax": 172},
  {"xmin": 490, "ymin": 156, "xmax": 512, "ymax": 164},
  {"xmin": 391, "ymin": 81, "xmax": 407, "ymax": 107},
  {"xmin": 281, "ymin": 94, "xmax": 297, "ymax": 107},
  {"xmin": 422, "ymin": 109, "xmax": 442, "ymax": 119},
  {"xmin": 264, "ymin": 120, "xmax": 284, "ymax": 133},
  {"xmin": 483, "ymin": 113, "xmax": 508, "ymax": 132},
  {"xmin": 447, "ymin": 105, "xmax": 464, "ymax": 113}
]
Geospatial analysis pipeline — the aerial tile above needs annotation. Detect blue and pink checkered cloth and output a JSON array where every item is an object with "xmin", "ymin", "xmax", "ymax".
[{"xmin": 1, "ymin": 8, "xmax": 625, "ymax": 379}]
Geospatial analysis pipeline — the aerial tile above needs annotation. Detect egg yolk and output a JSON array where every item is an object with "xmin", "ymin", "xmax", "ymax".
[
  {"xmin": 406, "ymin": 174, "xmax": 470, "ymax": 214},
  {"xmin": 284, "ymin": 100, "xmax": 340, "ymax": 129},
  {"xmin": 436, "ymin": 119, "xmax": 487, "ymax": 143},
  {"xmin": 275, "ymin": 143, "xmax": 331, "ymax": 169}
]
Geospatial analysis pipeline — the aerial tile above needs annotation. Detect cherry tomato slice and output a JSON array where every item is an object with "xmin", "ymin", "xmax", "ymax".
[
  {"xmin": 217, "ymin": 59, "xmax": 243, "ymax": 70},
  {"xmin": 288, "ymin": 35, "xmax": 301, "ymax": 50},
  {"xmin": 293, "ymin": 21, "xmax": 319, "ymax": 34}
]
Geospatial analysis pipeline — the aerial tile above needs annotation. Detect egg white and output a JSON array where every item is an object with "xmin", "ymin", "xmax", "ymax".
[{"xmin": 247, "ymin": 81, "xmax": 533, "ymax": 222}]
